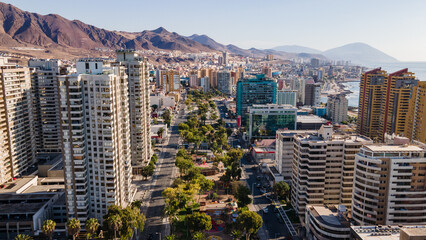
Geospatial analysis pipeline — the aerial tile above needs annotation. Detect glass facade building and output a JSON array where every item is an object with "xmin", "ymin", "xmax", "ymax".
[
  {"xmin": 248, "ymin": 104, "xmax": 297, "ymax": 139},
  {"xmin": 236, "ymin": 74, "xmax": 277, "ymax": 125}
]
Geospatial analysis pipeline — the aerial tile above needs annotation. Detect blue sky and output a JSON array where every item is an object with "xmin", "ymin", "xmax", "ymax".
[{"xmin": 4, "ymin": 0, "xmax": 426, "ymax": 61}]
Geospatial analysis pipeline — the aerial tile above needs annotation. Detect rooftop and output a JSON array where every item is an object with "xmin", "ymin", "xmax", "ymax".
[
  {"xmin": 297, "ymin": 115, "xmax": 328, "ymax": 124},
  {"xmin": 365, "ymin": 144, "xmax": 424, "ymax": 153},
  {"xmin": 351, "ymin": 225, "xmax": 426, "ymax": 240},
  {"xmin": 308, "ymin": 205, "xmax": 350, "ymax": 228}
]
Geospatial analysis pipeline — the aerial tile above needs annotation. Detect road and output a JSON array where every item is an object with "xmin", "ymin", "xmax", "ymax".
[
  {"xmin": 137, "ymin": 106, "xmax": 185, "ymax": 240},
  {"xmin": 241, "ymin": 156, "xmax": 291, "ymax": 240},
  {"xmin": 214, "ymin": 99, "xmax": 291, "ymax": 239}
]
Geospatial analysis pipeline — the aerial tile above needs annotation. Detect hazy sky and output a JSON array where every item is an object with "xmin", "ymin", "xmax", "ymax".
[{"xmin": 4, "ymin": 0, "xmax": 426, "ymax": 61}]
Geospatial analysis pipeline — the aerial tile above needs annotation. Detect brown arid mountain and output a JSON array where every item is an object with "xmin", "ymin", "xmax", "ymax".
[{"xmin": 0, "ymin": 2, "xmax": 323, "ymax": 62}]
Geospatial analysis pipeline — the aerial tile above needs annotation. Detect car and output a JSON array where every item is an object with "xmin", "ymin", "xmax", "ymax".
[
  {"xmin": 256, "ymin": 176, "xmax": 261, "ymax": 181},
  {"xmin": 256, "ymin": 183, "xmax": 261, "ymax": 188},
  {"xmin": 263, "ymin": 207, "xmax": 269, "ymax": 214}
]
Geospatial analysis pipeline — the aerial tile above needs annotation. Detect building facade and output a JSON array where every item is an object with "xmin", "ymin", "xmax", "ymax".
[
  {"xmin": 247, "ymin": 104, "xmax": 297, "ymax": 140},
  {"xmin": 291, "ymin": 125, "xmax": 372, "ymax": 220},
  {"xmin": 217, "ymin": 71, "xmax": 232, "ymax": 95},
  {"xmin": 116, "ymin": 50, "xmax": 152, "ymax": 168},
  {"xmin": 160, "ymin": 70, "xmax": 180, "ymax": 93},
  {"xmin": 327, "ymin": 93, "xmax": 348, "ymax": 123},
  {"xmin": 29, "ymin": 59, "xmax": 62, "ymax": 154},
  {"xmin": 59, "ymin": 60, "xmax": 134, "ymax": 222},
  {"xmin": 304, "ymin": 82, "xmax": 321, "ymax": 106},
  {"xmin": 352, "ymin": 139, "xmax": 426, "ymax": 226},
  {"xmin": 357, "ymin": 68, "xmax": 418, "ymax": 142},
  {"xmin": 405, "ymin": 81, "xmax": 426, "ymax": 143},
  {"xmin": 277, "ymin": 90, "xmax": 297, "ymax": 107},
  {"xmin": 236, "ymin": 74, "xmax": 277, "ymax": 124},
  {"xmin": 0, "ymin": 58, "xmax": 36, "ymax": 184}
]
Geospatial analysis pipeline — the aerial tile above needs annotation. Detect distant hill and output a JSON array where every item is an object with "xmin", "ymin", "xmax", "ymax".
[
  {"xmin": 323, "ymin": 42, "xmax": 398, "ymax": 64},
  {"xmin": 0, "ymin": 2, "xmax": 213, "ymax": 55},
  {"xmin": 272, "ymin": 42, "xmax": 399, "ymax": 65},
  {"xmin": 272, "ymin": 45, "xmax": 321, "ymax": 54}
]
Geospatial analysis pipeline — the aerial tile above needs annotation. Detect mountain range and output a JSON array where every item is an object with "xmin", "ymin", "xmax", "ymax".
[{"xmin": 0, "ymin": 2, "xmax": 398, "ymax": 65}]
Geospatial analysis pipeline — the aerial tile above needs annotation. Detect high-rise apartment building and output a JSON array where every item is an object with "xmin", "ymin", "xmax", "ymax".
[
  {"xmin": 405, "ymin": 81, "xmax": 426, "ymax": 143},
  {"xmin": 291, "ymin": 125, "xmax": 372, "ymax": 220},
  {"xmin": 352, "ymin": 138, "xmax": 426, "ymax": 225},
  {"xmin": 357, "ymin": 68, "xmax": 418, "ymax": 142},
  {"xmin": 379, "ymin": 69, "xmax": 417, "ymax": 141},
  {"xmin": 116, "ymin": 50, "xmax": 152, "ymax": 168},
  {"xmin": 236, "ymin": 74, "xmax": 277, "ymax": 125},
  {"xmin": 277, "ymin": 90, "xmax": 297, "ymax": 107},
  {"xmin": 0, "ymin": 58, "xmax": 36, "ymax": 184},
  {"xmin": 59, "ymin": 60, "xmax": 134, "ymax": 222},
  {"xmin": 160, "ymin": 70, "xmax": 180, "ymax": 93},
  {"xmin": 217, "ymin": 71, "xmax": 232, "ymax": 95},
  {"xmin": 29, "ymin": 59, "xmax": 62, "ymax": 153},
  {"xmin": 222, "ymin": 52, "xmax": 228, "ymax": 65},
  {"xmin": 304, "ymin": 82, "xmax": 321, "ymax": 106},
  {"xmin": 327, "ymin": 93, "xmax": 348, "ymax": 123}
]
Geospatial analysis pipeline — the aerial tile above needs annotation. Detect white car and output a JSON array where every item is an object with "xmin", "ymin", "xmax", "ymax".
[{"xmin": 263, "ymin": 207, "xmax": 269, "ymax": 214}]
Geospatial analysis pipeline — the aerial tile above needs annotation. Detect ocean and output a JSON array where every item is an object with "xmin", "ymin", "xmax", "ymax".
[{"xmin": 321, "ymin": 62, "xmax": 426, "ymax": 107}]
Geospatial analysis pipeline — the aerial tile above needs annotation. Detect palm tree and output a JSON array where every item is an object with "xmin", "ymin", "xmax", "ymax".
[
  {"xmin": 107, "ymin": 215, "xmax": 122, "ymax": 240},
  {"xmin": 66, "ymin": 218, "xmax": 81, "ymax": 240},
  {"xmin": 85, "ymin": 218, "xmax": 99, "ymax": 239},
  {"xmin": 42, "ymin": 219, "xmax": 56, "ymax": 240},
  {"xmin": 14, "ymin": 234, "xmax": 32, "ymax": 240}
]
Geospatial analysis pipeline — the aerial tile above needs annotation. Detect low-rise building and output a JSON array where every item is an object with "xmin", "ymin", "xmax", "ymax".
[{"xmin": 305, "ymin": 205, "xmax": 350, "ymax": 240}]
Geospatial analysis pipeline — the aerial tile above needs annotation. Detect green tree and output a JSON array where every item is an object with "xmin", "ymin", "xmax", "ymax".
[
  {"xmin": 141, "ymin": 165, "xmax": 154, "ymax": 180},
  {"xmin": 232, "ymin": 230, "xmax": 243, "ymax": 239},
  {"xmin": 163, "ymin": 109, "xmax": 172, "ymax": 126},
  {"xmin": 85, "ymin": 218, "xmax": 99, "ymax": 239},
  {"xmin": 193, "ymin": 231, "xmax": 207, "ymax": 240},
  {"xmin": 176, "ymin": 157, "xmax": 194, "ymax": 176},
  {"xmin": 234, "ymin": 185, "xmax": 252, "ymax": 208},
  {"xmin": 66, "ymin": 218, "xmax": 81, "ymax": 240},
  {"xmin": 273, "ymin": 181, "xmax": 290, "ymax": 200},
  {"xmin": 178, "ymin": 123, "xmax": 190, "ymax": 131},
  {"xmin": 42, "ymin": 219, "xmax": 56, "ymax": 240},
  {"xmin": 131, "ymin": 200, "xmax": 142, "ymax": 209},
  {"xmin": 166, "ymin": 234, "xmax": 176, "ymax": 240},
  {"xmin": 186, "ymin": 212, "xmax": 212, "ymax": 233},
  {"xmin": 106, "ymin": 214, "xmax": 122, "ymax": 240},
  {"xmin": 14, "ymin": 234, "xmax": 32, "ymax": 240},
  {"xmin": 157, "ymin": 127, "xmax": 165, "ymax": 138},
  {"xmin": 236, "ymin": 211, "xmax": 263, "ymax": 240}
]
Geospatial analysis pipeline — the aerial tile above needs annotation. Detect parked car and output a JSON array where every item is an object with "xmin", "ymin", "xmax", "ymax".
[
  {"xmin": 256, "ymin": 183, "xmax": 261, "ymax": 188},
  {"xmin": 263, "ymin": 207, "xmax": 269, "ymax": 214}
]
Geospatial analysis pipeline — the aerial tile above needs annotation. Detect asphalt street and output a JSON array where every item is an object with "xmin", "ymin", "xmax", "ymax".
[
  {"xmin": 241, "ymin": 156, "xmax": 291, "ymax": 240},
  {"xmin": 138, "ymin": 106, "xmax": 185, "ymax": 240}
]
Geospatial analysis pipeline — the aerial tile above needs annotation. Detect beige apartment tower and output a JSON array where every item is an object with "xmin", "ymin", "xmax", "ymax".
[
  {"xmin": 0, "ymin": 58, "xmax": 36, "ymax": 184},
  {"xmin": 116, "ymin": 50, "xmax": 152, "ymax": 168},
  {"xmin": 291, "ymin": 124, "xmax": 372, "ymax": 220},
  {"xmin": 59, "ymin": 60, "xmax": 134, "ymax": 222},
  {"xmin": 352, "ymin": 138, "xmax": 426, "ymax": 226}
]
